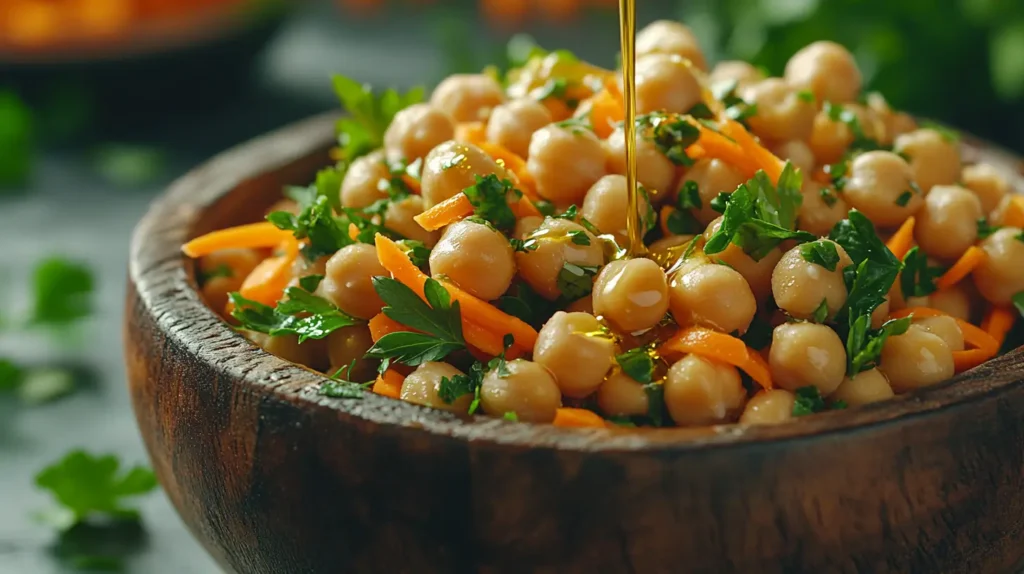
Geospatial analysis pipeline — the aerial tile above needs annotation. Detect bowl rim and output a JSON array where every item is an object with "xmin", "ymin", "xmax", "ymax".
[{"xmin": 128, "ymin": 111, "xmax": 1024, "ymax": 454}]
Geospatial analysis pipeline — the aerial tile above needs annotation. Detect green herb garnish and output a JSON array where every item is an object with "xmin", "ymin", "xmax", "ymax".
[
  {"xmin": 977, "ymin": 218, "xmax": 1002, "ymax": 240},
  {"xmin": 615, "ymin": 346, "xmax": 655, "ymax": 384},
  {"xmin": 567, "ymin": 230, "xmax": 591, "ymax": 246},
  {"xmin": 895, "ymin": 190, "xmax": 913, "ymax": 207},
  {"xmin": 557, "ymin": 263, "xmax": 600, "ymax": 301},
  {"xmin": 800, "ymin": 240, "xmax": 841, "ymax": 271},
  {"xmin": 267, "ymin": 195, "xmax": 351, "ymax": 260},
  {"xmin": 900, "ymin": 247, "xmax": 943, "ymax": 298},
  {"xmin": 635, "ymin": 112, "xmax": 701, "ymax": 166},
  {"xmin": 31, "ymin": 257, "xmax": 94, "ymax": 326},
  {"xmin": 365, "ymin": 277, "xmax": 465, "ymax": 366},
  {"xmin": 332, "ymin": 74, "xmax": 424, "ymax": 161},
  {"xmin": 463, "ymin": 174, "xmax": 519, "ymax": 232},
  {"xmin": 231, "ymin": 287, "xmax": 361, "ymax": 343}
]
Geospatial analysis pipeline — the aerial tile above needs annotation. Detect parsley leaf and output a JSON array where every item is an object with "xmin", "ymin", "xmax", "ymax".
[
  {"xmin": 895, "ymin": 190, "xmax": 913, "ymax": 207},
  {"xmin": 1013, "ymin": 292, "xmax": 1024, "ymax": 317},
  {"xmin": 977, "ymin": 218, "xmax": 1002, "ymax": 240},
  {"xmin": 847, "ymin": 316, "xmax": 912, "ymax": 375},
  {"xmin": 503, "ymin": 411, "xmax": 519, "ymax": 422},
  {"xmin": 365, "ymin": 277, "xmax": 466, "ymax": 366},
  {"xmin": 318, "ymin": 379, "xmax": 372, "ymax": 399},
  {"xmin": 823, "ymin": 102, "xmax": 884, "ymax": 152},
  {"xmin": 643, "ymin": 382, "xmax": 668, "ymax": 427},
  {"xmin": 200, "ymin": 264, "xmax": 233, "ymax": 282},
  {"xmin": 710, "ymin": 79, "xmax": 758, "ymax": 124},
  {"xmin": 557, "ymin": 263, "xmax": 600, "ymax": 301},
  {"xmin": 741, "ymin": 314, "xmax": 774, "ymax": 350},
  {"xmin": 567, "ymin": 230, "xmax": 591, "ymax": 245},
  {"xmin": 553, "ymin": 204, "xmax": 602, "ymax": 235},
  {"xmin": 616, "ymin": 346, "xmax": 655, "ymax": 384},
  {"xmin": 267, "ymin": 195, "xmax": 350, "ymax": 260},
  {"xmin": 819, "ymin": 187, "xmax": 839, "ymax": 207},
  {"xmin": 497, "ymin": 282, "xmax": 559, "ymax": 328},
  {"xmin": 231, "ymin": 287, "xmax": 361, "ymax": 343},
  {"xmin": 800, "ymin": 240, "xmax": 841, "ymax": 271},
  {"xmin": 554, "ymin": 116, "xmax": 593, "ymax": 134},
  {"xmin": 298, "ymin": 274, "xmax": 324, "ymax": 293},
  {"xmin": 704, "ymin": 163, "xmax": 814, "ymax": 260},
  {"xmin": 0, "ymin": 358, "xmax": 22, "ymax": 391},
  {"xmin": 811, "ymin": 299, "xmax": 830, "ymax": 323},
  {"xmin": 398, "ymin": 240, "xmax": 431, "ymax": 269},
  {"xmin": 635, "ymin": 112, "xmax": 700, "ymax": 166},
  {"xmin": 792, "ymin": 386, "xmax": 826, "ymax": 416},
  {"xmin": 462, "ymin": 174, "xmax": 519, "ymax": 231},
  {"xmin": 332, "ymin": 75, "xmax": 424, "ymax": 161},
  {"xmin": 900, "ymin": 247, "xmax": 943, "ymax": 298},
  {"xmin": 31, "ymin": 257, "xmax": 94, "ymax": 326},
  {"xmin": 666, "ymin": 180, "xmax": 704, "ymax": 235},
  {"xmin": 35, "ymin": 451, "xmax": 158, "ymax": 530},
  {"xmin": 438, "ymin": 361, "xmax": 486, "ymax": 406}
]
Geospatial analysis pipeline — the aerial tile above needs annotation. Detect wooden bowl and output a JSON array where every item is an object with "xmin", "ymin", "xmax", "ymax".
[{"xmin": 124, "ymin": 113, "xmax": 1024, "ymax": 574}]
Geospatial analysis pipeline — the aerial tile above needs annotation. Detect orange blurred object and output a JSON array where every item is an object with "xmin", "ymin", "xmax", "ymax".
[
  {"xmin": 534, "ymin": 0, "xmax": 582, "ymax": 22},
  {"xmin": 3, "ymin": 1, "xmax": 62, "ymax": 47},
  {"xmin": 481, "ymin": 0, "xmax": 529, "ymax": 26}
]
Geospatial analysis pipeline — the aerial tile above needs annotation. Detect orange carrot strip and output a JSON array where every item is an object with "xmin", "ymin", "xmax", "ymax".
[
  {"xmin": 687, "ymin": 143, "xmax": 707, "ymax": 162},
  {"xmin": 659, "ymin": 326, "xmax": 773, "ymax": 389},
  {"xmin": 454, "ymin": 121, "xmax": 487, "ymax": 145},
  {"xmin": 953, "ymin": 348, "xmax": 994, "ymax": 372},
  {"xmin": 553, "ymin": 408, "xmax": 606, "ymax": 428},
  {"xmin": 686, "ymin": 121, "xmax": 759, "ymax": 178},
  {"xmin": 478, "ymin": 141, "xmax": 539, "ymax": 200},
  {"xmin": 375, "ymin": 234, "xmax": 540, "ymax": 350},
  {"xmin": 238, "ymin": 239, "xmax": 299, "ymax": 306},
  {"xmin": 719, "ymin": 119, "xmax": 785, "ymax": 183},
  {"xmin": 369, "ymin": 313, "xmax": 408, "ymax": 342},
  {"xmin": 182, "ymin": 222, "xmax": 295, "ymax": 258},
  {"xmin": 935, "ymin": 246, "xmax": 986, "ymax": 291},
  {"xmin": 372, "ymin": 369, "xmax": 405, "ymax": 399},
  {"xmin": 542, "ymin": 98, "xmax": 574, "ymax": 122},
  {"xmin": 463, "ymin": 321, "xmax": 507, "ymax": 357},
  {"xmin": 1001, "ymin": 196, "xmax": 1024, "ymax": 228},
  {"xmin": 348, "ymin": 223, "xmax": 359, "ymax": 241},
  {"xmin": 414, "ymin": 193, "xmax": 474, "ymax": 231},
  {"xmin": 885, "ymin": 217, "xmax": 916, "ymax": 260},
  {"xmin": 587, "ymin": 88, "xmax": 625, "ymax": 139},
  {"xmin": 983, "ymin": 306, "xmax": 1017, "ymax": 349},
  {"xmin": 401, "ymin": 174, "xmax": 421, "ymax": 195},
  {"xmin": 659, "ymin": 205, "xmax": 676, "ymax": 237},
  {"xmin": 890, "ymin": 306, "xmax": 1000, "ymax": 356}
]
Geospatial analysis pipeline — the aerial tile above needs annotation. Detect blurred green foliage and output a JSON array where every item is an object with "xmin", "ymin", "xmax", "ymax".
[{"xmin": 677, "ymin": 0, "xmax": 1024, "ymax": 150}]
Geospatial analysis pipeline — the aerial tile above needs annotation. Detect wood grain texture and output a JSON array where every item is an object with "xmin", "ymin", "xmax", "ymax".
[{"xmin": 124, "ymin": 113, "xmax": 1024, "ymax": 574}]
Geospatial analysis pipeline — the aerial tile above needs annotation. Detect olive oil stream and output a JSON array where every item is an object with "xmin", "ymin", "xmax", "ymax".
[{"xmin": 620, "ymin": 0, "xmax": 645, "ymax": 257}]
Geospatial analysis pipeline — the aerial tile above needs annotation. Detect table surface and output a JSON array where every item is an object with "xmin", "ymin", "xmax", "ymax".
[{"xmin": 0, "ymin": 3, "xmax": 643, "ymax": 572}]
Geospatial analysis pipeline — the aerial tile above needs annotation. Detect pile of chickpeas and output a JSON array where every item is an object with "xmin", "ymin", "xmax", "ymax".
[{"xmin": 198, "ymin": 20, "xmax": 1024, "ymax": 428}]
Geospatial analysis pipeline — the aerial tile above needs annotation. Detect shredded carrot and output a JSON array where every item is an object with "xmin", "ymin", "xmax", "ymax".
[
  {"xmin": 685, "ymin": 121, "xmax": 760, "ymax": 178},
  {"xmin": 885, "ymin": 217, "xmax": 916, "ymax": 260},
  {"xmin": 348, "ymin": 223, "xmax": 360, "ymax": 241},
  {"xmin": 369, "ymin": 313, "xmax": 407, "ymax": 342},
  {"xmin": 1001, "ymin": 196, "xmax": 1024, "ymax": 228},
  {"xmin": 182, "ymin": 222, "xmax": 295, "ymax": 258},
  {"xmin": 983, "ymin": 306, "xmax": 1017, "ymax": 349},
  {"xmin": 586, "ymin": 88, "xmax": 625, "ymax": 139},
  {"xmin": 372, "ymin": 369, "xmax": 405, "ymax": 399},
  {"xmin": 542, "ymin": 98, "xmax": 575, "ymax": 122},
  {"xmin": 658, "ymin": 326, "xmax": 773, "ymax": 389},
  {"xmin": 552, "ymin": 407, "xmax": 606, "ymax": 428},
  {"xmin": 400, "ymin": 174, "xmax": 421, "ymax": 195},
  {"xmin": 414, "ymin": 193, "xmax": 473, "ymax": 231},
  {"xmin": 237, "ymin": 239, "xmax": 299, "ymax": 306},
  {"xmin": 953, "ymin": 348, "xmax": 994, "ymax": 372},
  {"xmin": 935, "ymin": 246, "xmax": 986, "ymax": 291},
  {"xmin": 889, "ymin": 306, "xmax": 1001, "ymax": 371},
  {"xmin": 687, "ymin": 143, "xmax": 707, "ymax": 162},
  {"xmin": 463, "ymin": 321, "xmax": 508, "ymax": 357},
  {"xmin": 478, "ymin": 141, "xmax": 539, "ymax": 200},
  {"xmin": 719, "ymin": 119, "xmax": 785, "ymax": 183},
  {"xmin": 454, "ymin": 121, "xmax": 487, "ymax": 145},
  {"xmin": 659, "ymin": 205, "xmax": 676, "ymax": 237},
  {"xmin": 375, "ymin": 234, "xmax": 540, "ymax": 350}
]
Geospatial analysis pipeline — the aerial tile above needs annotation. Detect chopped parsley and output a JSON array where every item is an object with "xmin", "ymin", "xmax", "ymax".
[
  {"xmin": 1013, "ymin": 292, "xmax": 1024, "ymax": 317},
  {"xmin": 704, "ymin": 162, "xmax": 814, "ymax": 261},
  {"xmin": 977, "ymin": 218, "xmax": 1002, "ymax": 240},
  {"xmin": 792, "ymin": 386, "xmax": 847, "ymax": 416},
  {"xmin": 398, "ymin": 239, "xmax": 431, "ymax": 269},
  {"xmin": 709, "ymin": 191, "xmax": 731, "ymax": 214},
  {"xmin": 533, "ymin": 200, "xmax": 557, "ymax": 217},
  {"xmin": 556, "ymin": 263, "xmax": 600, "ymax": 301},
  {"xmin": 635, "ymin": 112, "xmax": 701, "ymax": 166},
  {"xmin": 710, "ymin": 79, "xmax": 758, "ymax": 124},
  {"xmin": 553, "ymin": 204, "xmax": 602, "ymax": 235},
  {"xmin": 332, "ymin": 74, "xmax": 424, "ymax": 161},
  {"xmin": 800, "ymin": 240, "xmax": 841, "ymax": 271},
  {"xmin": 365, "ymin": 277, "xmax": 466, "ymax": 367},
  {"xmin": 920, "ymin": 120, "xmax": 960, "ymax": 143},
  {"xmin": 811, "ymin": 299, "xmax": 831, "ymax": 323},
  {"xmin": 895, "ymin": 190, "xmax": 913, "ymax": 207},
  {"xmin": 319, "ymin": 379, "xmax": 373, "ymax": 399},
  {"xmin": 615, "ymin": 346, "xmax": 655, "ymax": 384},
  {"xmin": 796, "ymin": 90, "xmax": 816, "ymax": 103},
  {"xmin": 0, "ymin": 90, "xmax": 33, "ymax": 187},
  {"xmin": 0, "ymin": 358, "xmax": 21, "ymax": 391},
  {"xmin": 200, "ymin": 264, "xmax": 233, "ymax": 282},
  {"xmin": 533, "ymin": 77, "xmax": 570, "ymax": 102},
  {"xmin": 554, "ymin": 117, "xmax": 594, "ymax": 134},
  {"xmin": 567, "ymin": 230, "xmax": 591, "ymax": 246},
  {"xmin": 437, "ymin": 336, "xmax": 514, "ymax": 408},
  {"xmin": 267, "ymin": 194, "xmax": 351, "ymax": 260},
  {"xmin": 497, "ymin": 282, "xmax": 560, "ymax": 328},
  {"xmin": 462, "ymin": 174, "xmax": 519, "ymax": 232},
  {"xmin": 503, "ymin": 411, "xmax": 519, "ymax": 422},
  {"xmin": 35, "ymin": 450, "xmax": 158, "ymax": 531},
  {"xmin": 900, "ymin": 247, "xmax": 943, "ymax": 298},
  {"xmin": 643, "ymin": 382, "xmax": 668, "ymax": 427},
  {"xmin": 823, "ymin": 102, "xmax": 884, "ymax": 152},
  {"xmin": 819, "ymin": 187, "xmax": 839, "ymax": 207},
  {"xmin": 231, "ymin": 287, "xmax": 362, "ymax": 343},
  {"xmin": 741, "ymin": 314, "xmax": 774, "ymax": 350},
  {"xmin": 30, "ymin": 257, "xmax": 95, "ymax": 326},
  {"xmin": 666, "ymin": 180, "xmax": 704, "ymax": 235}
]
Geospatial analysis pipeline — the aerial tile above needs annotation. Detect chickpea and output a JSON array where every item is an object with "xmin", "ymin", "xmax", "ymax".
[
  {"xmin": 527, "ymin": 124, "xmax": 606, "ymax": 206},
  {"xmin": 771, "ymin": 241, "xmax": 851, "ymax": 321},
  {"xmin": 914, "ymin": 185, "xmax": 982, "ymax": 261},
  {"xmin": 581, "ymin": 174, "xmax": 652, "ymax": 244},
  {"xmin": 515, "ymin": 218, "xmax": 604, "ymax": 300},
  {"xmin": 421, "ymin": 140, "xmax": 507, "ymax": 209},
  {"xmin": 513, "ymin": 215, "xmax": 544, "ymax": 240},
  {"xmin": 784, "ymin": 41, "xmax": 862, "ymax": 104},
  {"xmin": 879, "ymin": 324, "xmax": 954, "ymax": 393},
  {"xmin": 807, "ymin": 104, "xmax": 875, "ymax": 165},
  {"xmin": 245, "ymin": 332, "xmax": 327, "ymax": 371},
  {"xmin": 929, "ymin": 284, "xmax": 973, "ymax": 321},
  {"xmin": 739, "ymin": 389, "xmax": 796, "ymax": 425},
  {"xmin": 597, "ymin": 370, "xmax": 650, "ymax": 417},
  {"xmin": 990, "ymin": 194, "xmax": 1022, "ymax": 227},
  {"xmin": 429, "ymin": 220, "xmax": 515, "ymax": 301},
  {"xmin": 682, "ymin": 159, "xmax": 748, "ymax": 225},
  {"xmin": 605, "ymin": 127, "xmax": 677, "ymax": 201},
  {"xmin": 382, "ymin": 195, "xmax": 440, "ymax": 247},
  {"xmin": 592, "ymin": 259, "xmax": 670, "ymax": 333},
  {"xmin": 632, "ymin": 53, "xmax": 702, "ymax": 115},
  {"xmin": 871, "ymin": 297, "xmax": 891, "ymax": 330},
  {"xmin": 771, "ymin": 140, "xmax": 816, "ymax": 176},
  {"xmin": 863, "ymin": 92, "xmax": 916, "ymax": 144},
  {"xmin": 972, "ymin": 227, "xmax": 1024, "ymax": 305},
  {"xmin": 198, "ymin": 248, "xmax": 261, "ymax": 314},
  {"xmin": 635, "ymin": 20, "xmax": 707, "ymax": 70},
  {"xmin": 649, "ymin": 233, "xmax": 695, "ymax": 257},
  {"xmin": 533, "ymin": 311, "xmax": 615, "ymax": 398},
  {"xmin": 702, "ymin": 216, "xmax": 782, "ymax": 302},
  {"xmin": 383, "ymin": 103, "xmax": 456, "ymax": 164},
  {"xmin": 485, "ymin": 98, "xmax": 553, "ymax": 159},
  {"xmin": 709, "ymin": 60, "xmax": 764, "ymax": 89},
  {"xmin": 669, "ymin": 261, "xmax": 757, "ymax": 334},
  {"xmin": 915, "ymin": 315, "xmax": 965, "ymax": 352},
  {"xmin": 740, "ymin": 78, "xmax": 817, "ymax": 142},
  {"xmin": 831, "ymin": 368, "xmax": 894, "ymax": 407},
  {"xmin": 894, "ymin": 129, "xmax": 961, "ymax": 193},
  {"xmin": 798, "ymin": 181, "xmax": 848, "ymax": 237},
  {"xmin": 317, "ymin": 244, "xmax": 388, "ymax": 319},
  {"xmin": 962, "ymin": 163, "xmax": 1010, "ymax": 214},
  {"xmin": 341, "ymin": 150, "xmax": 390, "ymax": 209},
  {"xmin": 326, "ymin": 325, "xmax": 376, "ymax": 380},
  {"xmin": 769, "ymin": 323, "xmax": 847, "ymax": 395},
  {"xmin": 429, "ymin": 73, "xmax": 505, "ymax": 123},
  {"xmin": 841, "ymin": 151, "xmax": 922, "ymax": 227},
  {"xmin": 664, "ymin": 355, "xmax": 746, "ymax": 426},
  {"xmin": 479, "ymin": 359, "xmax": 561, "ymax": 423},
  {"xmin": 400, "ymin": 362, "xmax": 473, "ymax": 413}
]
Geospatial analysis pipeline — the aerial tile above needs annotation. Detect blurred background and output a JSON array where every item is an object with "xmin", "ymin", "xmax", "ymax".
[{"xmin": 1, "ymin": 0, "xmax": 1021, "ymax": 572}]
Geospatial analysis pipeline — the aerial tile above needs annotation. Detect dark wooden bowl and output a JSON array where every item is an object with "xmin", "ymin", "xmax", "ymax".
[{"xmin": 124, "ymin": 113, "xmax": 1024, "ymax": 574}]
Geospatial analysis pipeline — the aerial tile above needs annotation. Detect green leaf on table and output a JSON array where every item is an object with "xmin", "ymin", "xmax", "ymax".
[
  {"xmin": 0, "ymin": 358, "xmax": 23, "ymax": 391},
  {"xmin": 30, "ymin": 257, "xmax": 94, "ymax": 326},
  {"xmin": 19, "ymin": 368, "xmax": 76, "ymax": 405},
  {"xmin": 0, "ymin": 90, "xmax": 33, "ymax": 188},
  {"xmin": 91, "ymin": 144, "xmax": 165, "ymax": 188},
  {"xmin": 35, "ymin": 450, "xmax": 158, "ymax": 531},
  {"xmin": 365, "ymin": 277, "xmax": 466, "ymax": 367}
]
